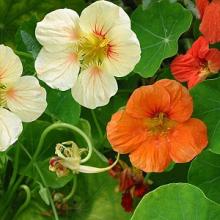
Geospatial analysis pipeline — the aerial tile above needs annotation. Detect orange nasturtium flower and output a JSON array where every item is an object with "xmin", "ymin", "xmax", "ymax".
[
  {"xmin": 171, "ymin": 36, "xmax": 220, "ymax": 88},
  {"xmin": 107, "ymin": 79, "xmax": 208, "ymax": 173},
  {"xmin": 196, "ymin": 0, "xmax": 220, "ymax": 44}
]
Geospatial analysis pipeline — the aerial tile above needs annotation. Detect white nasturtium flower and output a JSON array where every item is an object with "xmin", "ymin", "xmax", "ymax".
[
  {"xmin": 0, "ymin": 45, "xmax": 47, "ymax": 151},
  {"xmin": 35, "ymin": 0, "xmax": 141, "ymax": 109}
]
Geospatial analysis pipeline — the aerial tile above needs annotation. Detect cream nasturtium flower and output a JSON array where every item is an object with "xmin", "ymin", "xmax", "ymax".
[
  {"xmin": 35, "ymin": 0, "xmax": 141, "ymax": 109},
  {"xmin": 0, "ymin": 45, "xmax": 47, "ymax": 151}
]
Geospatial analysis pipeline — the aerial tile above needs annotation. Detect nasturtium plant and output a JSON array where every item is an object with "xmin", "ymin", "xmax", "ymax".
[
  {"xmin": 1, "ymin": 0, "xmax": 220, "ymax": 219},
  {"xmin": 190, "ymin": 78, "xmax": 220, "ymax": 154},
  {"xmin": 131, "ymin": 183, "xmax": 220, "ymax": 220},
  {"xmin": 131, "ymin": 0, "xmax": 192, "ymax": 77},
  {"xmin": 188, "ymin": 150, "xmax": 220, "ymax": 204}
]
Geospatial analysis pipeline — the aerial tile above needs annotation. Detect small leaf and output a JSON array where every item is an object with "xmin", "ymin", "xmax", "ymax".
[
  {"xmin": 38, "ymin": 183, "xmax": 50, "ymax": 206},
  {"xmin": 131, "ymin": 0, "xmax": 192, "ymax": 77}
]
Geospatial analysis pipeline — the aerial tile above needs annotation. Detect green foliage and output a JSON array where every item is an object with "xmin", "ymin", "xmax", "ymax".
[
  {"xmin": 131, "ymin": 183, "xmax": 220, "ymax": 220},
  {"xmin": 188, "ymin": 150, "xmax": 220, "ymax": 204},
  {"xmin": 131, "ymin": 0, "xmax": 192, "ymax": 77},
  {"xmin": 190, "ymin": 78, "xmax": 220, "ymax": 154}
]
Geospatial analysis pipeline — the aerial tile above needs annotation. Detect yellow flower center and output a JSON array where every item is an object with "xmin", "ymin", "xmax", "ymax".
[
  {"xmin": 199, "ymin": 66, "xmax": 211, "ymax": 80},
  {"xmin": 145, "ymin": 113, "xmax": 177, "ymax": 135},
  {"xmin": 78, "ymin": 32, "xmax": 110, "ymax": 67}
]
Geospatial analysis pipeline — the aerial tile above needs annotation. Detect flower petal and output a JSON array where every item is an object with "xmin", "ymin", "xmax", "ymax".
[
  {"xmin": 206, "ymin": 48, "xmax": 220, "ymax": 73},
  {"xmin": 169, "ymin": 118, "xmax": 208, "ymax": 163},
  {"xmin": 0, "ymin": 108, "xmax": 22, "ymax": 151},
  {"xmin": 129, "ymin": 135, "xmax": 171, "ymax": 172},
  {"xmin": 102, "ymin": 27, "xmax": 141, "ymax": 77},
  {"xmin": 71, "ymin": 66, "xmax": 118, "ymax": 109},
  {"xmin": 35, "ymin": 9, "xmax": 80, "ymax": 51},
  {"xmin": 35, "ymin": 48, "xmax": 80, "ymax": 91},
  {"xmin": 107, "ymin": 110, "xmax": 148, "ymax": 154},
  {"xmin": 79, "ymin": 0, "xmax": 130, "ymax": 35},
  {"xmin": 188, "ymin": 36, "xmax": 209, "ymax": 59},
  {"xmin": 196, "ymin": 0, "xmax": 209, "ymax": 18},
  {"xmin": 126, "ymin": 85, "xmax": 170, "ymax": 119},
  {"xmin": 155, "ymin": 80, "xmax": 193, "ymax": 122},
  {"xmin": 0, "ymin": 45, "xmax": 22, "ymax": 85},
  {"xmin": 6, "ymin": 76, "xmax": 47, "ymax": 122},
  {"xmin": 200, "ymin": 0, "xmax": 220, "ymax": 44},
  {"xmin": 170, "ymin": 53, "xmax": 200, "ymax": 83}
]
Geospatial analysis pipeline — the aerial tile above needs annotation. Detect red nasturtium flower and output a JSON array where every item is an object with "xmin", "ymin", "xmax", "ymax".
[
  {"xmin": 196, "ymin": 0, "xmax": 220, "ymax": 44},
  {"xmin": 171, "ymin": 36, "xmax": 220, "ymax": 88},
  {"xmin": 107, "ymin": 79, "xmax": 208, "ymax": 173},
  {"xmin": 109, "ymin": 159, "xmax": 149, "ymax": 212}
]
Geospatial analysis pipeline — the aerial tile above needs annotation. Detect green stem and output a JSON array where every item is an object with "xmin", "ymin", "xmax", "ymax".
[
  {"xmin": 35, "ymin": 165, "xmax": 59, "ymax": 220},
  {"xmin": 21, "ymin": 144, "xmax": 59, "ymax": 220},
  {"xmin": 13, "ymin": 185, "xmax": 31, "ymax": 220},
  {"xmin": 91, "ymin": 110, "xmax": 103, "ymax": 139},
  {"xmin": 0, "ymin": 123, "xmax": 92, "ymax": 216},
  {"xmin": 8, "ymin": 144, "xmax": 20, "ymax": 189},
  {"xmin": 33, "ymin": 123, "xmax": 93, "ymax": 164},
  {"xmin": 144, "ymin": 172, "xmax": 152, "ymax": 182},
  {"xmin": 14, "ymin": 50, "xmax": 33, "ymax": 59},
  {"xmin": 63, "ymin": 177, "xmax": 77, "ymax": 203}
]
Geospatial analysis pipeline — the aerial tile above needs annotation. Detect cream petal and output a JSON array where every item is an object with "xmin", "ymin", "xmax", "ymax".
[
  {"xmin": 79, "ymin": 0, "xmax": 130, "ymax": 35},
  {"xmin": 35, "ymin": 9, "xmax": 80, "ymax": 52},
  {"xmin": 6, "ymin": 76, "xmax": 47, "ymax": 122},
  {"xmin": 103, "ymin": 27, "xmax": 141, "ymax": 77},
  {"xmin": 0, "ymin": 45, "xmax": 22, "ymax": 85},
  {"xmin": 0, "ymin": 108, "xmax": 22, "ymax": 151},
  {"xmin": 35, "ymin": 48, "xmax": 80, "ymax": 91},
  {"xmin": 71, "ymin": 66, "xmax": 118, "ymax": 109}
]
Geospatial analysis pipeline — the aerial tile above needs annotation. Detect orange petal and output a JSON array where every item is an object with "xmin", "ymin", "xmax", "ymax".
[
  {"xmin": 129, "ymin": 135, "xmax": 171, "ymax": 173},
  {"xmin": 126, "ymin": 85, "xmax": 170, "ymax": 119},
  {"xmin": 155, "ymin": 79, "xmax": 193, "ymax": 123},
  {"xmin": 107, "ymin": 110, "xmax": 148, "ymax": 154},
  {"xmin": 200, "ymin": 0, "xmax": 220, "ymax": 44},
  {"xmin": 206, "ymin": 48, "xmax": 220, "ymax": 73},
  {"xmin": 196, "ymin": 0, "xmax": 209, "ymax": 19},
  {"xmin": 168, "ymin": 118, "xmax": 208, "ymax": 163}
]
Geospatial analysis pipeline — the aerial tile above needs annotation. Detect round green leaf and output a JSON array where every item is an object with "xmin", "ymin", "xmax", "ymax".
[
  {"xmin": 188, "ymin": 150, "xmax": 220, "ymax": 204},
  {"xmin": 131, "ymin": 183, "xmax": 220, "ymax": 220},
  {"xmin": 190, "ymin": 78, "xmax": 220, "ymax": 154},
  {"xmin": 131, "ymin": 0, "xmax": 192, "ymax": 77}
]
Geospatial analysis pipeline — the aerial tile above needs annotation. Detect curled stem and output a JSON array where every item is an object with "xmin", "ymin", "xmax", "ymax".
[
  {"xmin": 13, "ymin": 185, "xmax": 31, "ymax": 220},
  {"xmin": 34, "ymin": 123, "xmax": 93, "ymax": 164},
  {"xmin": 63, "ymin": 177, "xmax": 77, "ymax": 203}
]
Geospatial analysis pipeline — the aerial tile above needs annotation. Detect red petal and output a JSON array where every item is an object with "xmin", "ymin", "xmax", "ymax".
[
  {"xmin": 200, "ymin": 0, "xmax": 220, "ymax": 44},
  {"xmin": 121, "ymin": 192, "xmax": 133, "ymax": 212},
  {"xmin": 119, "ymin": 169, "xmax": 135, "ymax": 192},
  {"xmin": 133, "ymin": 183, "xmax": 148, "ymax": 198},
  {"xmin": 196, "ymin": 0, "xmax": 209, "ymax": 18},
  {"xmin": 188, "ymin": 36, "xmax": 209, "ymax": 59},
  {"xmin": 171, "ymin": 53, "xmax": 200, "ymax": 83},
  {"xmin": 206, "ymin": 48, "xmax": 220, "ymax": 73}
]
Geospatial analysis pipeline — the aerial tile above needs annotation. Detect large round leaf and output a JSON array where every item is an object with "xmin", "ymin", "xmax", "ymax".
[
  {"xmin": 190, "ymin": 77, "xmax": 220, "ymax": 154},
  {"xmin": 131, "ymin": 183, "xmax": 220, "ymax": 220},
  {"xmin": 188, "ymin": 150, "xmax": 220, "ymax": 204},
  {"xmin": 131, "ymin": 0, "xmax": 192, "ymax": 77}
]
